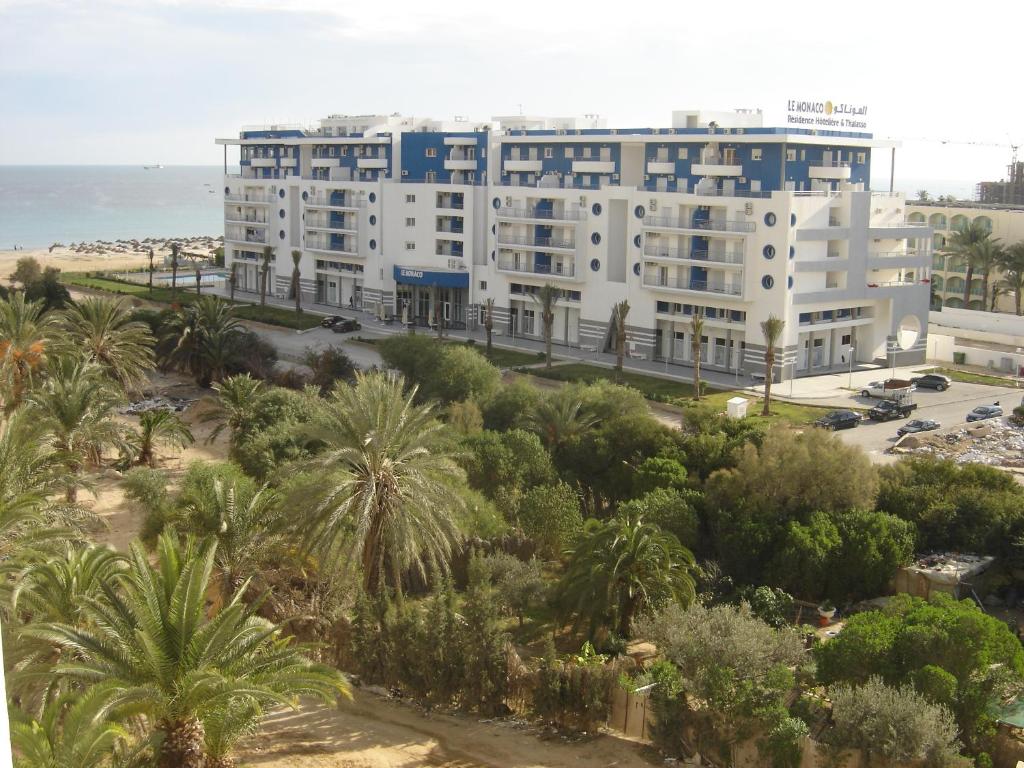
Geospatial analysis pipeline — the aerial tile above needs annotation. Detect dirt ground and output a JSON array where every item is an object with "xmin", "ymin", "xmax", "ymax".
[{"xmin": 235, "ymin": 690, "xmax": 658, "ymax": 768}]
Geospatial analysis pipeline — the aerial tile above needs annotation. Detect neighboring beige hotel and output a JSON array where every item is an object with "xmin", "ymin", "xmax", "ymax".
[{"xmin": 907, "ymin": 201, "xmax": 1024, "ymax": 313}]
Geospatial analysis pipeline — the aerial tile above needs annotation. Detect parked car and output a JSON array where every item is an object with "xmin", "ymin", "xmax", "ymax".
[
  {"xmin": 896, "ymin": 419, "xmax": 941, "ymax": 436},
  {"xmin": 867, "ymin": 399, "xmax": 918, "ymax": 421},
  {"xmin": 859, "ymin": 379, "xmax": 915, "ymax": 400},
  {"xmin": 966, "ymin": 404, "xmax": 1003, "ymax": 422},
  {"xmin": 815, "ymin": 410, "xmax": 862, "ymax": 430},
  {"xmin": 330, "ymin": 318, "xmax": 361, "ymax": 333},
  {"xmin": 320, "ymin": 315, "xmax": 344, "ymax": 328},
  {"xmin": 910, "ymin": 373, "xmax": 952, "ymax": 392}
]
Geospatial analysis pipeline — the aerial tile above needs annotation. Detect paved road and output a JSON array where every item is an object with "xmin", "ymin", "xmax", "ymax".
[{"xmin": 830, "ymin": 382, "xmax": 1022, "ymax": 462}]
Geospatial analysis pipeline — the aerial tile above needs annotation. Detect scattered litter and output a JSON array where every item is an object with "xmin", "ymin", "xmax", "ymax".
[
  {"xmin": 121, "ymin": 396, "xmax": 194, "ymax": 415},
  {"xmin": 891, "ymin": 420, "xmax": 1024, "ymax": 467}
]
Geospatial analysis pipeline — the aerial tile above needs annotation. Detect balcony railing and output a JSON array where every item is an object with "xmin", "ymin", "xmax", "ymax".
[
  {"xmin": 225, "ymin": 215, "xmax": 267, "ymax": 225},
  {"xmin": 437, "ymin": 222, "xmax": 465, "ymax": 234},
  {"xmin": 496, "ymin": 206, "xmax": 587, "ymax": 221},
  {"xmin": 866, "ymin": 279, "xmax": 919, "ymax": 288},
  {"xmin": 697, "ymin": 156, "xmax": 740, "ymax": 165},
  {"xmin": 643, "ymin": 275, "xmax": 743, "ymax": 295},
  {"xmin": 497, "ymin": 260, "xmax": 576, "ymax": 277},
  {"xmin": 497, "ymin": 235, "xmax": 576, "ymax": 250},
  {"xmin": 305, "ymin": 196, "xmax": 366, "ymax": 209},
  {"xmin": 306, "ymin": 241, "xmax": 358, "ymax": 255},
  {"xmin": 227, "ymin": 232, "xmax": 266, "ymax": 244},
  {"xmin": 642, "ymin": 216, "xmax": 755, "ymax": 233},
  {"xmin": 828, "ymin": 217, "xmax": 842, "ymax": 226},
  {"xmin": 305, "ymin": 219, "xmax": 358, "ymax": 233},
  {"xmin": 436, "ymin": 199, "xmax": 465, "ymax": 210},
  {"xmin": 225, "ymin": 193, "xmax": 271, "ymax": 203},
  {"xmin": 643, "ymin": 245, "xmax": 744, "ymax": 264}
]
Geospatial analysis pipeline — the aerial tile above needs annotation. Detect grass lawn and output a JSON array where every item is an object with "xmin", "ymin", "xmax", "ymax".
[
  {"xmin": 930, "ymin": 367, "xmax": 1020, "ymax": 387},
  {"xmin": 522, "ymin": 362, "xmax": 839, "ymax": 426},
  {"xmin": 351, "ymin": 334, "xmax": 542, "ymax": 368},
  {"xmin": 62, "ymin": 274, "xmax": 322, "ymax": 330}
]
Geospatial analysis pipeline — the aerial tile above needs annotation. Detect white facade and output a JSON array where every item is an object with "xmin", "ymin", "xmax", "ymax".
[{"xmin": 217, "ymin": 111, "xmax": 931, "ymax": 381}]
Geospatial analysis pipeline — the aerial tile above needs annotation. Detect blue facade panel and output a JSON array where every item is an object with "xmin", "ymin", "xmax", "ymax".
[{"xmin": 400, "ymin": 132, "xmax": 487, "ymax": 185}]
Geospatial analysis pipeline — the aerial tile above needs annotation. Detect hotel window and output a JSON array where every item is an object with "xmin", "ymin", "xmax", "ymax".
[
  {"xmin": 800, "ymin": 150, "xmax": 807, "ymax": 161},
  {"xmin": 480, "ymin": 280, "xmax": 487, "ymax": 290},
  {"xmin": 678, "ymin": 148, "xmax": 688, "ymax": 160},
  {"xmin": 564, "ymin": 147, "xmax": 574, "ymax": 159},
  {"xmin": 426, "ymin": 148, "xmax": 437, "ymax": 158},
  {"xmin": 340, "ymin": 147, "xmax": 348, "ymax": 156},
  {"xmin": 856, "ymin": 152, "xmax": 866, "ymax": 164},
  {"xmin": 425, "ymin": 171, "xmax": 437, "ymax": 182},
  {"xmin": 786, "ymin": 149, "xmax": 796, "ymax": 162},
  {"xmin": 405, "ymin": 242, "xmax": 416, "ymax": 250},
  {"xmin": 751, "ymin": 148, "xmax": 762, "ymax": 161},
  {"xmin": 405, "ymin": 217, "xmax": 416, "ymax": 226},
  {"xmin": 544, "ymin": 147, "xmax": 553, "ymax": 159},
  {"xmin": 405, "ymin": 194, "xmax": 416, "ymax": 203},
  {"xmin": 583, "ymin": 146, "xmax": 592, "ymax": 159}
]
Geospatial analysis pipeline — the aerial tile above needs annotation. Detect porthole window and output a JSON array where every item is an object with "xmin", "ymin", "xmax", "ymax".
[
  {"xmin": 634, "ymin": 205, "xmax": 646, "ymax": 219},
  {"xmin": 591, "ymin": 232, "xmax": 601, "ymax": 245},
  {"xmin": 633, "ymin": 234, "xmax": 641, "ymax": 248},
  {"xmin": 763, "ymin": 244, "xmax": 776, "ymax": 260},
  {"xmin": 764, "ymin": 212, "xmax": 776, "ymax": 226},
  {"xmin": 368, "ymin": 192, "xmax": 376, "ymax": 203},
  {"xmin": 491, "ymin": 224, "xmax": 496, "ymax": 235},
  {"xmin": 279, "ymin": 230, "xmax": 286, "ymax": 240},
  {"xmin": 224, "ymin": 186, "xmax": 230, "ymax": 195},
  {"xmin": 492, "ymin": 197, "xmax": 501, "ymax": 209},
  {"xmin": 278, "ymin": 189, "xmax": 286, "ymax": 199},
  {"xmin": 301, "ymin": 191, "xmax": 308, "ymax": 201},
  {"xmin": 789, "ymin": 246, "xmax": 795, "ymax": 259},
  {"xmin": 369, "ymin": 239, "xmax": 376, "ymax": 250},
  {"xmin": 790, "ymin": 213, "xmax": 797, "ymax": 227},
  {"xmin": 279, "ymin": 209, "xmax": 286, "ymax": 219},
  {"xmin": 369, "ymin": 215, "xmax": 377, "ymax": 225},
  {"xmin": 632, "ymin": 263, "xmax": 641, "ymax": 276},
  {"xmin": 761, "ymin": 275, "xmax": 775, "ymax": 290},
  {"xmin": 787, "ymin": 275, "xmax": 794, "ymax": 289},
  {"xmin": 590, "ymin": 258, "xmax": 601, "ymax": 272},
  {"xmin": 592, "ymin": 203, "xmax": 603, "ymax": 216}
]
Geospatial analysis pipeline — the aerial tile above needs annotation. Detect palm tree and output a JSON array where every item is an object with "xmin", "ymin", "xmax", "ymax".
[
  {"xmin": 483, "ymin": 298, "xmax": 495, "ymax": 357},
  {"xmin": 533, "ymin": 283, "xmax": 559, "ymax": 369},
  {"xmin": 159, "ymin": 296, "xmax": 242, "ymax": 388},
  {"xmin": 130, "ymin": 409, "xmax": 194, "ymax": 467},
  {"xmin": 690, "ymin": 310, "xmax": 704, "ymax": 401},
  {"xmin": 290, "ymin": 249, "xmax": 303, "ymax": 313},
  {"xmin": 946, "ymin": 220, "xmax": 991, "ymax": 306},
  {"xmin": 970, "ymin": 238, "xmax": 1004, "ymax": 310},
  {"xmin": 27, "ymin": 359, "xmax": 127, "ymax": 502},
  {"xmin": 169, "ymin": 242, "xmax": 181, "ymax": 297},
  {"xmin": 12, "ymin": 543, "xmax": 128, "ymax": 625},
  {"xmin": 759, "ymin": 314, "xmax": 785, "ymax": 417},
  {"xmin": 148, "ymin": 247, "xmax": 155, "ymax": 295},
  {"xmin": 32, "ymin": 533, "xmax": 350, "ymax": 768},
  {"xmin": 61, "ymin": 296, "xmax": 155, "ymax": 394},
  {"xmin": 228, "ymin": 262, "xmax": 238, "ymax": 303},
  {"xmin": 612, "ymin": 300, "xmax": 630, "ymax": 376},
  {"xmin": 10, "ymin": 684, "xmax": 129, "ymax": 768},
  {"xmin": 297, "ymin": 371, "xmax": 464, "ymax": 597},
  {"xmin": 998, "ymin": 242, "xmax": 1024, "ymax": 315},
  {"xmin": 0, "ymin": 294, "xmax": 59, "ymax": 413},
  {"xmin": 259, "ymin": 246, "xmax": 273, "ymax": 307},
  {"xmin": 528, "ymin": 392, "xmax": 599, "ymax": 452},
  {"xmin": 198, "ymin": 374, "xmax": 265, "ymax": 447},
  {"xmin": 558, "ymin": 514, "xmax": 696, "ymax": 638}
]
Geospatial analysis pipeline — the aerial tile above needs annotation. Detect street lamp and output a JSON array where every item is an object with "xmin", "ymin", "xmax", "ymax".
[{"xmin": 848, "ymin": 344, "xmax": 856, "ymax": 389}]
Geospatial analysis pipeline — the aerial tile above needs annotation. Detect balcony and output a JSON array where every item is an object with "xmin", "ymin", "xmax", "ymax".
[
  {"xmin": 305, "ymin": 219, "xmax": 358, "ymax": 234},
  {"xmin": 691, "ymin": 158, "xmax": 743, "ymax": 176},
  {"xmin": 496, "ymin": 206, "xmax": 586, "ymax": 222},
  {"xmin": 436, "ymin": 198, "xmax": 464, "ymax": 210},
  {"xmin": 226, "ymin": 232, "xmax": 267, "ymax": 245},
  {"xmin": 444, "ymin": 136, "xmax": 477, "ymax": 146},
  {"xmin": 642, "ymin": 215, "xmax": 754, "ymax": 234},
  {"xmin": 305, "ymin": 240, "xmax": 360, "ymax": 258},
  {"xmin": 436, "ymin": 220, "xmax": 465, "ymax": 234},
  {"xmin": 867, "ymin": 222, "xmax": 932, "ymax": 239},
  {"xmin": 311, "ymin": 158, "xmax": 340, "ymax": 168},
  {"xmin": 305, "ymin": 196, "xmax": 365, "ymax": 211},
  {"xmin": 643, "ymin": 245, "xmax": 744, "ymax": 266},
  {"xmin": 497, "ymin": 234, "xmax": 576, "ymax": 251},
  {"xmin": 496, "ymin": 259, "xmax": 577, "ymax": 279},
  {"xmin": 249, "ymin": 157, "xmax": 277, "ymax": 168},
  {"xmin": 225, "ymin": 214, "xmax": 268, "ymax": 226},
  {"xmin": 809, "ymin": 161, "xmax": 852, "ymax": 180},
  {"xmin": 225, "ymin": 193, "xmax": 271, "ymax": 204},
  {"xmin": 866, "ymin": 279, "xmax": 920, "ymax": 289},
  {"xmin": 571, "ymin": 160, "xmax": 615, "ymax": 174},
  {"xmin": 445, "ymin": 156, "xmax": 478, "ymax": 171},
  {"xmin": 647, "ymin": 161, "xmax": 676, "ymax": 174},
  {"xmin": 643, "ymin": 273, "xmax": 743, "ymax": 296},
  {"xmin": 503, "ymin": 159, "xmax": 544, "ymax": 173},
  {"xmin": 828, "ymin": 216, "xmax": 842, "ymax": 227},
  {"xmin": 357, "ymin": 158, "xmax": 389, "ymax": 169}
]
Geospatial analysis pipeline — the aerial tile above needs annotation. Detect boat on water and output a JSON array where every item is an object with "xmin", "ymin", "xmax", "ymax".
[{"xmin": 143, "ymin": 164, "xmax": 164, "ymax": 170}]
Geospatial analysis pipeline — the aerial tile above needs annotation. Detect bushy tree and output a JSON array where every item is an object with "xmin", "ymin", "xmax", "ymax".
[
  {"xmin": 481, "ymin": 379, "xmax": 540, "ymax": 431},
  {"xmin": 676, "ymin": 403, "xmax": 767, "ymax": 480},
  {"xmin": 618, "ymin": 488, "xmax": 700, "ymax": 550},
  {"xmin": 302, "ymin": 345, "xmax": 356, "ymax": 395},
  {"xmin": 458, "ymin": 428, "xmax": 555, "ymax": 502},
  {"xmin": 516, "ymin": 481, "xmax": 582, "ymax": 558},
  {"xmin": 432, "ymin": 345, "xmax": 501, "ymax": 404}
]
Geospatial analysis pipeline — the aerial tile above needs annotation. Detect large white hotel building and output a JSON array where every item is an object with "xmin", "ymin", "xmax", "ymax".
[{"xmin": 216, "ymin": 109, "xmax": 931, "ymax": 381}]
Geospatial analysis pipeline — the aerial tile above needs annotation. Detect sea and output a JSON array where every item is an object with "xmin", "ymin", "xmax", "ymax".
[{"xmin": 0, "ymin": 165, "xmax": 231, "ymax": 250}]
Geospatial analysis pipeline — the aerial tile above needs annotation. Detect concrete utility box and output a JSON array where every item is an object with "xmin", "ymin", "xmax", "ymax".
[{"xmin": 727, "ymin": 396, "xmax": 749, "ymax": 419}]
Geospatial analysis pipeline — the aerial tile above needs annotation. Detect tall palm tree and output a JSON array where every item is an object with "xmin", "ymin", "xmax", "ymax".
[
  {"xmin": 27, "ymin": 359, "xmax": 127, "ymax": 502},
  {"xmin": 970, "ymin": 238, "xmax": 1004, "ymax": 310},
  {"xmin": 0, "ymin": 294, "xmax": 59, "ymax": 413},
  {"xmin": 198, "ymin": 374, "xmax": 265, "ymax": 447},
  {"xmin": 130, "ymin": 409, "xmax": 194, "ymax": 467},
  {"xmin": 32, "ymin": 533, "xmax": 350, "ymax": 768},
  {"xmin": 612, "ymin": 300, "xmax": 630, "ymax": 376},
  {"xmin": 690, "ymin": 311, "xmax": 704, "ymax": 401},
  {"xmin": 297, "ymin": 371, "xmax": 465, "ymax": 597},
  {"xmin": 946, "ymin": 220, "xmax": 991, "ymax": 306},
  {"xmin": 558, "ymin": 514, "xmax": 696, "ymax": 638},
  {"xmin": 528, "ymin": 392, "xmax": 599, "ymax": 452},
  {"xmin": 61, "ymin": 296, "xmax": 156, "ymax": 394},
  {"xmin": 533, "ymin": 283, "xmax": 559, "ymax": 369},
  {"xmin": 483, "ymin": 298, "xmax": 495, "ymax": 357},
  {"xmin": 159, "ymin": 296, "xmax": 242, "ymax": 388},
  {"xmin": 760, "ymin": 314, "xmax": 785, "ymax": 417},
  {"xmin": 169, "ymin": 242, "xmax": 181, "ymax": 297},
  {"xmin": 9, "ymin": 684, "xmax": 129, "ymax": 768},
  {"xmin": 228, "ymin": 262, "xmax": 238, "ymax": 303},
  {"xmin": 259, "ymin": 246, "xmax": 273, "ymax": 307},
  {"xmin": 998, "ymin": 242, "xmax": 1024, "ymax": 315},
  {"xmin": 290, "ymin": 249, "xmax": 303, "ymax": 313},
  {"xmin": 12, "ymin": 543, "xmax": 128, "ymax": 626}
]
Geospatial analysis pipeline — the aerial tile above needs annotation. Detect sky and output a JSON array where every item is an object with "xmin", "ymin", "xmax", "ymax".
[{"xmin": 1, "ymin": 0, "xmax": 1019, "ymax": 196}]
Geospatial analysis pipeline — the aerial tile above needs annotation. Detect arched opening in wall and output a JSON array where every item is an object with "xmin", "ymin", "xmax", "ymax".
[{"xmin": 896, "ymin": 314, "xmax": 921, "ymax": 351}]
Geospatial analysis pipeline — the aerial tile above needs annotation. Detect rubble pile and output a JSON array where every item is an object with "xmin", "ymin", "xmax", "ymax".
[
  {"xmin": 120, "ymin": 396, "xmax": 194, "ymax": 415},
  {"xmin": 894, "ymin": 420, "xmax": 1024, "ymax": 467}
]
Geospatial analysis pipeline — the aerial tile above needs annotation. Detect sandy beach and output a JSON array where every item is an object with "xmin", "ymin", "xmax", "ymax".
[{"xmin": 0, "ymin": 235, "xmax": 222, "ymax": 280}]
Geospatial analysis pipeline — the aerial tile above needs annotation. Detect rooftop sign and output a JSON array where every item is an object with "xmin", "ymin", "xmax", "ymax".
[{"xmin": 786, "ymin": 100, "xmax": 869, "ymax": 131}]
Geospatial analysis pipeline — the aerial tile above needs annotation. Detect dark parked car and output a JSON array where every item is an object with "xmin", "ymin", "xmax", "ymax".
[
  {"xmin": 330, "ymin": 318, "xmax": 361, "ymax": 333},
  {"xmin": 867, "ymin": 399, "xmax": 918, "ymax": 421},
  {"xmin": 815, "ymin": 410, "xmax": 862, "ymax": 430},
  {"xmin": 910, "ymin": 373, "xmax": 952, "ymax": 392},
  {"xmin": 320, "ymin": 315, "xmax": 345, "ymax": 328},
  {"xmin": 966, "ymin": 405, "xmax": 1003, "ymax": 422},
  {"xmin": 896, "ymin": 419, "xmax": 941, "ymax": 436}
]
